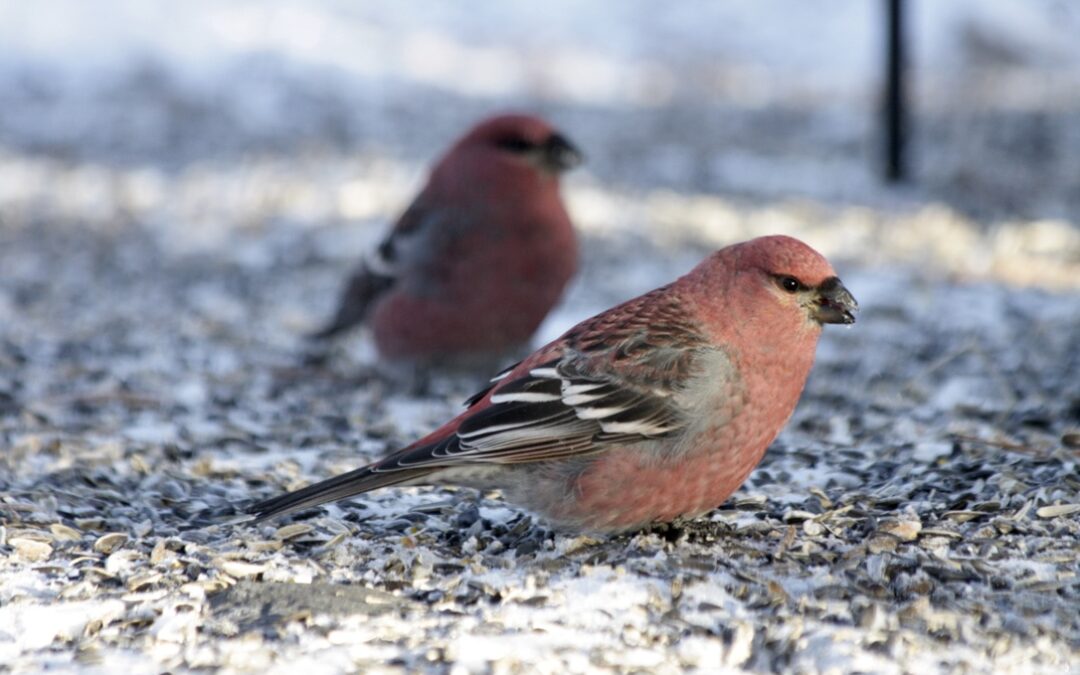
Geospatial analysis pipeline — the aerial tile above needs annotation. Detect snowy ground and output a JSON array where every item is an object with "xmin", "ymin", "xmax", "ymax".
[{"xmin": 1, "ymin": 2, "xmax": 1079, "ymax": 673}]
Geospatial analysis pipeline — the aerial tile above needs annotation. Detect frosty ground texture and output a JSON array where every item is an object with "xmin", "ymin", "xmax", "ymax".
[{"xmin": 2, "ymin": 2, "xmax": 1080, "ymax": 673}]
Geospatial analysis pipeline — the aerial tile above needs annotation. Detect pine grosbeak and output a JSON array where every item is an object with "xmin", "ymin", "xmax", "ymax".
[
  {"xmin": 311, "ymin": 114, "xmax": 581, "ymax": 367},
  {"xmin": 253, "ymin": 235, "xmax": 857, "ymax": 532}
]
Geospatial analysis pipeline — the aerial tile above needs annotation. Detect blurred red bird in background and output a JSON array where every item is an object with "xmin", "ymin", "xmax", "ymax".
[
  {"xmin": 311, "ymin": 113, "xmax": 582, "ymax": 368},
  {"xmin": 251, "ymin": 235, "xmax": 858, "ymax": 533}
]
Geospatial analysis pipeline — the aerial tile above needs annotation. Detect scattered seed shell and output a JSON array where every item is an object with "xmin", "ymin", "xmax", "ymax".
[
  {"xmin": 275, "ymin": 523, "xmax": 315, "ymax": 541},
  {"xmin": 93, "ymin": 532, "xmax": 129, "ymax": 554},
  {"xmin": 880, "ymin": 520, "xmax": 922, "ymax": 542},
  {"xmin": 50, "ymin": 523, "xmax": 83, "ymax": 542},
  {"xmin": 1035, "ymin": 504, "xmax": 1080, "ymax": 519},
  {"xmin": 217, "ymin": 559, "xmax": 267, "ymax": 579},
  {"xmin": 248, "ymin": 540, "xmax": 285, "ymax": 553}
]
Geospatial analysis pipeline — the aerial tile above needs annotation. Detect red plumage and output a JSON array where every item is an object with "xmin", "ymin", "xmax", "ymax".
[
  {"xmin": 258, "ymin": 235, "xmax": 857, "ymax": 532},
  {"xmin": 313, "ymin": 114, "xmax": 581, "ymax": 367}
]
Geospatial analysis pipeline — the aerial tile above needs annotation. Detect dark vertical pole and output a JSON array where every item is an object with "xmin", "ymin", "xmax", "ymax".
[{"xmin": 884, "ymin": 0, "xmax": 907, "ymax": 182}]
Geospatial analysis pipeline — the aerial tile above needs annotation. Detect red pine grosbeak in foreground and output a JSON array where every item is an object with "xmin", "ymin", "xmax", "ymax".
[
  {"xmin": 251, "ymin": 235, "xmax": 857, "ymax": 532},
  {"xmin": 311, "ymin": 113, "xmax": 581, "ymax": 366}
]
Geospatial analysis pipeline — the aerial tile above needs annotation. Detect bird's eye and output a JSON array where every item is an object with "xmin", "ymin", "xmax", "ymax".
[
  {"xmin": 495, "ymin": 136, "xmax": 534, "ymax": 153},
  {"xmin": 778, "ymin": 276, "xmax": 802, "ymax": 293}
]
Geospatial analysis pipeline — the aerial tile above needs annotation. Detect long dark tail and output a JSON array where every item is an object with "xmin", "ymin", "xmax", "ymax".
[
  {"xmin": 241, "ymin": 465, "xmax": 428, "ymax": 523},
  {"xmin": 308, "ymin": 266, "xmax": 394, "ymax": 340}
]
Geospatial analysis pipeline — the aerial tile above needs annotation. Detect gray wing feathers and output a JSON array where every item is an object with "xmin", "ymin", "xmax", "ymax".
[
  {"xmin": 309, "ymin": 197, "xmax": 445, "ymax": 339},
  {"xmin": 379, "ymin": 346, "xmax": 723, "ymax": 472}
]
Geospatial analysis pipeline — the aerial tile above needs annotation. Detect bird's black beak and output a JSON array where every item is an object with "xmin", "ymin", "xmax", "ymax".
[
  {"xmin": 543, "ymin": 133, "xmax": 584, "ymax": 172},
  {"xmin": 813, "ymin": 276, "xmax": 858, "ymax": 325}
]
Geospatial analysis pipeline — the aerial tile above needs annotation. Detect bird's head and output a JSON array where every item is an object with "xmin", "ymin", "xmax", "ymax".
[
  {"xmin": 710, "ymin": 235, "xmax": 858, "ymax": 330},
  {"xmin": 456, "ymin": 113, "xmax": 583, "ymax": 175}
]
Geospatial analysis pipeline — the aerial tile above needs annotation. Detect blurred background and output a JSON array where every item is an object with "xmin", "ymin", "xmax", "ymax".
[{"xmin": 1, "ymin": 0, "xmax": 1078, "ymax": 313}]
